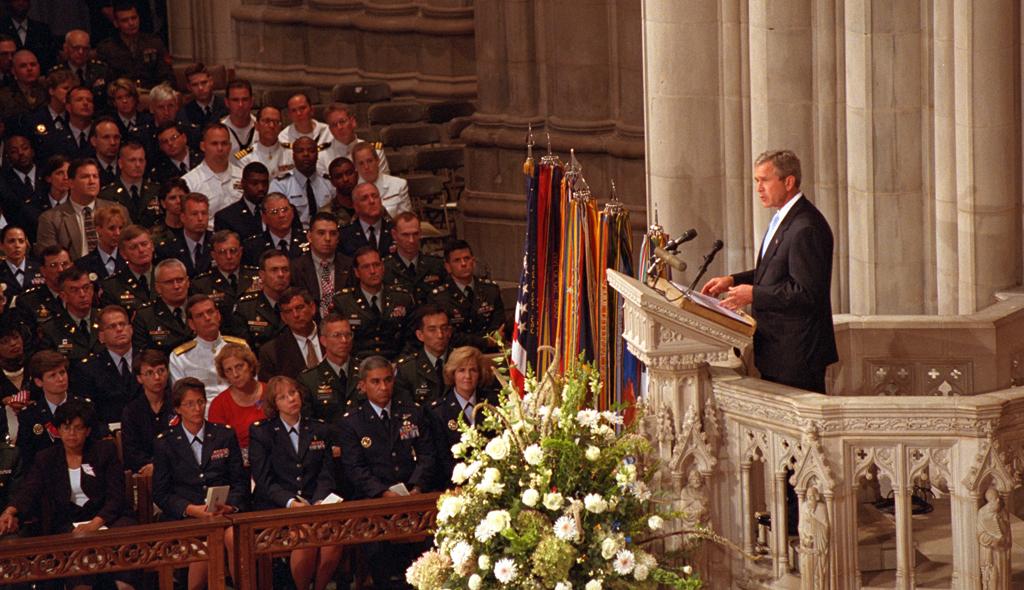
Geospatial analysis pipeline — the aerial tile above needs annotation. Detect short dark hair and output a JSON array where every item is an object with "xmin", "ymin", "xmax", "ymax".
[
  {"xmin": 201, "ymin": 121, "xmax": 228, "ymax": 140},
  {"xmin": 321, "ymin": 312, "xmax": 350, "ymax": 328},
  {"xmin": 352, "ymin": 245, "xmax": 380, "ymax": 268},
  {"xmin": 29, "ymin": 350, "xmax": 69, "ymax": 380},
  {"xmin": 118, "ymin": 139, "xmax": 146, "ymax": 157},
  {"xmin": 242, "ymin": 161, "xmax": 269, "ymax": 178},
  {"xmin": 259, "ymin": 248, "xmax": 289, "ymax": 270},
  {"xmin": 171, "ymin": 377, "xmax": 206, "ymax": 408},
  {"xmin": 279, "ymin": 287, "xmax": 314, "ymax": 307},
  {"xmin": 92, "ymin": 115, "xmax": 120, "ymax": 130},
  {"xmin": 57, "ymin": 266, "xmax": 89, "ymax": 288},
  {"xmin": 444, "ymin": 239, "xmax": 472, "ymax": 261},
  {"xmin": 65, "ymin": 85, "xmax": 93, "ymax": 105},
  {"xmin": 358, "ymin": 355, "xmax": 392, "ymax": 379},
  {"xmin": 135, "ymin": 349, "xmax": 169, "ymax": 375},
  {"xmin": 53, "ymin": 398, "xmax": 96, "ymax": 429},
  {"xmin": 185, "ymin": 293, "xmax": 217, "ymax": 318},
  {"xmin": 97, "ymin": 305, "xmax": 129, "ymax": 328},
  {"xmin": 328, "ymin": 156, "xmax": 353, "ymax": 174},
  {"xmin": 156, "ymin": 120, "xmax": 187, "ymax": 138},
  {"xmin": 43, "ymin": 154, "xmax": 70, "ymax": 178},
  {"xmin": 112, "ymin": 1, "xmax": 138, "ymax": 15},
  {"xmin": 392, "ymin": 211, "xmax": 420, "ymax": 225},
  {"xmin": 0, "ymin": 316, "xmax": 26, "ymax": 342},
  {"xmin": 211, "ymin": 229, "xmax": 240, "ymax": 248},
  {"xmin": 68, "ymin": 157, "xmax": 99, "ymax": 179},
  {"xmin": 412, "ymin": 303, "xmax": 448, "ymax": 332},
  {"xmin": 310, "ymin": 211, "xmax": 339, "ymax": 229},
  {"xmin": 160, "ymin": 177, "xmax": 189, "ymax": 201},
  {"xmin": 184, "ymin": 62, "xmax": 208, "ymax": 80},
  {"xmin": 40, "ymin": 244, "xmax": 70, "ymax": 262},
  {"xmin": 0, "ymin": 225, "xmax": 25, "ymax": 242},
  {"xmin": 226, "ymin": 79, "xmax": 252, "ymax": 97}
]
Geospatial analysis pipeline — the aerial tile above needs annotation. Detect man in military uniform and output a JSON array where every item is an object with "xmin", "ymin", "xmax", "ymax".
[
  {"xmin": 10, "ymin": 244, "xmax": 69, "ymax": 332},
  {"xmin": 131, "ymin": 258, "xmax": 193, "ymax": 354},
  {"xmin": 181, "ymin": 63, "xmax": 227, "ymax": 129},
  {"xmin": 338, "ymin": 182, "xmax": 394, "ymax": 258},
  {"xmin": 148, "ymin": 121, "xmax": 201, "ymax": 184},
  {"xmin": 45, "ymin": 85, "xmax": 97, "ymax": 161},
  {"xmin": 352, "ymin": 142, "xmax": 410, "ymax": 219},
  {"xmin": 155, "ymin": 192, "xmax": 212, "ymax": 275},
  {"xmin": 320, "ymin": 156, "xmax": 357, "ymax": 225},
  {"xmin": 101, "ymin": 140, "xmax": 161, "ymax": 226},
  {"xmin": 337, "ymin": 355, "xmax": 435, "ymax": 585},
  {"xmin": 21, "ymin": 68, "xmax": 72, "ymax": 151},
  {"xmin": 150, "ymin": 177, "xmax": 186, "ymax": 246},
  {"xmin": 298, "ymin": 313, "xmax": 359, "ymax": 425},
  {"xmin": 230, "ymin": 249, "xmax": 289, "ymax": 350},
  {"xmin": 190, "ymin": 230, "xmax": 259, "ymax": 324},
  {"xmin": 0, "ymin": 225, "xmax": 42, "ymax": 299},
  {"xmin": 17, "ymin": 350, "xmax": 108, "ymax": 466},
  {"xmin": 279, "ymin": 92, "xmax": 330, "ymax": 147},
  {"xmin": 72, "ymin": 304, "xmax": 141, "ymax": 424},
  {"xmin": 241, "ymin": 192, "xmax": 308, "ymax": 266},
  {"xmin": 1, "ymin": 135, "xmax": 39, "ymax": 216},
  {"xmin": 74, "ymin": 204, "xmax": 128, "ymax": 280},
  {"xmin": 51, "ymin": 30, "xmax": 110, "ymax": 106},
  {"xmin": 182, "ymin": 122, "xmax": 241, "ymax": 225},
  {"xmin": 169, "ymin": 294, "xmax": 249, "ymax": 401},
  {"xmin": 316, "ymin": 103, "xmax": 388, "ymax": 176},
  {"xmin": 430, "ymin": 239, "xmax": 505, "ymax": 352},
  {"xmin": 394, "ymin": 304, "xmax": 452, "ymax": 406},
  {"xmin": 0, "ymin": 49, "xmax": 44, "ymax": 120},
  {"xmin": 332, "ymin": 246, "xmax": 415, "ymax": 362},
  {"xmin": 213, "ymin": 161, "xmax": 268, "ymax": 241},
  {"xmin": 108, "ymin": 78, "xmax": 152, "ymax": 146},
  {"xmin": 269, "ymin": 136, "xmax": 331, "ymax": 230},
  {"xmin": 89, "ymin": 117, "xmax": 121, "ymax": 185},
  {"xmin": 38, "ymin": 266, "xmax": 102, "ymax": 363},
  {"xmin": 97, "ymin": 224, "xmax": 155, "ymax": 314},
  {"xmin": 221, "ymin": 79, "xmax": 256, "ymax": 153},
  {"xmin": 146, "ymin": 83, "xmax": 202, "ymax": 155},
  {"xmin": 232, "ymin": 106, "xmax": 293, "ymax": 179},
  {"xmin": 384, "ymin": 211, "xmax": 446, "ymax": 304},
  {"xmin": 95, "ymin": 2, "xmax": 173, "ymax": 90}
]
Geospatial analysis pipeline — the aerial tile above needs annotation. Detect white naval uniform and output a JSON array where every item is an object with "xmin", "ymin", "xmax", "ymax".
[
  {"xmin": 366, "ymin": 173, "xmax": 412, "ymax": 218},
  {"xmin": 182, "ymin": 162, "xmax": 244, "ymax": 230},
  {"xmin": 316, "ymin": 136, "xmax": 389, "ymax": 176},
  {"xmin": 269, "ymin": 170, "xmax": 332, "ymax": 229},
  {"xmin": 169, "ymin": 334, "xmax": 251, "ymax": 403},
  {"xmin": 279, "ymin": 120, "xmax": 331, "ymax": 147},
  {"xmin": 221, "ymin": 114, "xmax": 257, "ymax": 153},
  {"xmin": 233, "ymin": 141, "xmax": 295, "ymax": 178}
]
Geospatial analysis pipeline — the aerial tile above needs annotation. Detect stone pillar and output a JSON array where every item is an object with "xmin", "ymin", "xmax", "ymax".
[
  {"xmin": 933, "ymin": 0, "xmax": 959, "ymax": 315},
  {"xmin": 953, "ymin": 0, "xmax": 1021, "ymax": 313},
  {"xmin": 740, "ymin": 462, "xmax": 755, "ymax": 557},
  {"xmin": 772, "ymin": 471, "xmax": 789, "ymax": 578},
  {"xmin": 893, "ymin": 484, "xmax": 914, "ymax": 590}
]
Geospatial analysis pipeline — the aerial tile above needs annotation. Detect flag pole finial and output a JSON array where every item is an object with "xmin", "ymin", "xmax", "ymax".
[{"xmin": 523, "ymin": 122, "xmax": 536, "ymax": 176}]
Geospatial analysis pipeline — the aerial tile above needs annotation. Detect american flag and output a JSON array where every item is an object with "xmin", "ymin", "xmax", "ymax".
[{"xmin": 510, "ymin": 164, "xmax": 540, "ymax": 392}]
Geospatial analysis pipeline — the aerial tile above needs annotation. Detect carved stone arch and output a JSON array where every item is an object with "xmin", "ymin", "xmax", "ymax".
[
  {"xmin": 741, "ymin": 425, "xmax": 769, "ymax": 463},
  {"xmin": 962, "ymin": 439, "xmax": 1018, "ymax": 495},
  {"xmin": 775, "ymin": 433, "xmax": 800, "ymax": 473},
  {"xmin": 789, "ymin": 429, "xmax": 835, "ymax": 495},
  {"xmin": 668, "ymin": 404, "xmax": 717, "ymax": 477},
  {"xmin": 906, "ymin": 446, "xmax": 953, "ymax": 490},
  {"xmin": 851, "ymin": 445, "xmax": 899, "ymax": 488}
]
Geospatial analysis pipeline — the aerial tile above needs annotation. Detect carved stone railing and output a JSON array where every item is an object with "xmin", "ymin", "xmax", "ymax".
[
  {"xmin": 230, "ymin": 492, "xmax": 440, "ymax": 588},
  {"xmin": 0, "ymin": 517, "xmax": 230, "ymax": 589},
  {"xmin": 693, "ymin": 374, "xmax": 1024, "ymax": 590}
]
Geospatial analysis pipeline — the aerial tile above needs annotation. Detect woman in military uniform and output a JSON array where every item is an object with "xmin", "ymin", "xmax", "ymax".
[{"xmin": 249, "ymin": 376, "xmax": 342, "ymax": 590}]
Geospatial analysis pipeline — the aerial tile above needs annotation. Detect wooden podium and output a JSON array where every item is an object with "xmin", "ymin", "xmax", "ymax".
[{"xmin": 606, "ymin": 270, "xmax": 754, "ymax": 447}]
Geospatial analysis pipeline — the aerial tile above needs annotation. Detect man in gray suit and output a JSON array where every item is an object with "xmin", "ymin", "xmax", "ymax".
[{"xmin": 35, "ymin": 157, "xmax": 116, "ymax": 259}]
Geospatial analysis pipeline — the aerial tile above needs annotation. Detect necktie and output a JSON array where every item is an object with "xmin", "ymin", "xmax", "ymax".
[
  {"xmin": 191, "ymin": 436, "xmax": 203, "ymax": 464},
  {"xmin": 406, "ymin": 262, "xmax": 416, "ymax": 278},
  {"xmin": 761, "ymin": 211, "xmax": 783, "ymax": 258},
  {"xmin": 179, "ymin": 161, "xmax": 188, "ymax": 174},
  {"xmin": 305, "ymin": 178, "xmax": 317, "ymax": 225},
  {"xmin": 228, "ymin": 273, "xmax": 238, "ymax": 293},
  {"xmin": 82, "ymin": 206, "xmax": 98, "ymax": 252},
  {"xmin": 130, "ymin": 185, "xmax": 139, "ymax": 202},
  {"xmin": 465, "ymin": 286, "xmax": 474, "ymax": 301},
  {"xmin": 78, "ymin": 318, "xmax": 89, "ymax": 334},
  {"xmin": 434, "ymin": 357, "xmax": 444, "ymax": 385},
  {"xmin": 138, "ymin": 273, "xmax": 149, "ymax": 293},
  {"xmin": 172, "ymin": 308, "xmax": 184, "ymax": 326},
  {"xmin": 78, "ymin": 131, "xmax": 86, "ymax": 148},
  {"xmin": 203, "ymin": 106, "xmax": 211, "ymax": 119},
  {"xmin": 370, "ymin": 294, "xmax": 380, "ymax": 317},
  {"xmin": 16, "ymin": 24, "xmax": 25, "ymax": 45},
  {"xmin": 305, "ymin": 337, "xmax": 318, "ymax": 369},
  {"xmin": 194, "ymin": 242, "xmax": 203, "ymax": 264},
  {"xmin": 464, "ymin": 403, "xmax": 474, "ymax": 426},
  {"xmin": 319, "ymin": 262, "xmax": 334, "ymax": 317},
  {"xmin": 76, "ymin": 68, "xmax": 84, "ymax": 83},
  {"xmin": 366, "ymin": 225, "xmax": 377, "ymax": 250},
  {"xmin": 278, "ymin": 239, "xmax": 288, "ymax": 253},
  {"xmin": 119, "ymin": 357, "xmax": 131, "ymax": 386},
  {"xmin": 288, "ymin": 427, "xmax": 299, "ymax": 453},
  {"xmin": 23, "ymin": 174, "xmax": 32, "ymax": 191},
  {"xmin": 13, "ymin": 267, "xmax": 23, "ymax": 287},
  {"xmin": 380, "ymin": 409, "xmax": 390, "ymax": 430}
]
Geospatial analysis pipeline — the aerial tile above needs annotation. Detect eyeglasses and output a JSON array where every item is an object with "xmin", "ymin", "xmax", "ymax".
[
  {"xmin": 158, "ymin": 133, "xmax": 182, "ymax": 145},
  {"xmin": 213, "ymin": 247, "xmax": 240, "ymax": 256},
  {"xmin": 179, "ymin": 400, "xmax": 206, "ymax": 409},
  {"xmin": 325, "ymin": 331, "xmax": 354, "ymax": 340},
  {"xmin": 157, "ymin": 277, "xmax": 188, "ymax": 285},
  {"xmin": 265, "ymin": 207, "xmax": 289, "ymax": 216},
  {"xmin": 45, "ymin": 261, "xmax": 72, "ymax": 269},
  {"xmin": 140, "ymin": 367, "xmax": 167, "ymax": 377}
]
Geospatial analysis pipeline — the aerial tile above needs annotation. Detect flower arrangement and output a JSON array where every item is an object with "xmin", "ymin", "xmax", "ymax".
[{"xmin": 407, "ymin": 359, "xmax": 702, "ymax": 589}]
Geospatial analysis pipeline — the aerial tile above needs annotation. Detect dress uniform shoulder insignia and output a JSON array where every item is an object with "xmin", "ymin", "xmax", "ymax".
[
  {"xmin": 340, "ymin": 287, "xmax": 354, "ymax": 294},
  {"xmin": 343, "ymin": 411, "xmax": 351, "ymax": 418},
  {"xmin": 479, "ymin": 278, "xmax": 496, "ymax": 285},
  {"xmin": 373, "ymin": 141, "xmax": 383, "ymax": 150},
  {"xmin": 280, "ymin": 141, "xmax": 292, "ymax": 150},
  {"xmin": 275, "ymin": 171, "xmax": 292, "ymax": 181},
  {"xmin": 396, "ymin": 356, "xmax": 411, "ymax": 365},
  {"xmin": 222, "ymin": 335, "xmax": 249, "ymax": 347},
  {"xmin": 317, "ymin": 142, "xmax": 330, "ymax": 152},
  {"xmin": 172, "ymin": 340, "xmax": 198, "ymax": 356},
  {"xmin": 234, "ymin": 145, "xmax": 254, "ymax": 160}
]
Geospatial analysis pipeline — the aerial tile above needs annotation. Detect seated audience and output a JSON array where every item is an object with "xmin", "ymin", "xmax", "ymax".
[
  {"xmin": 394, "ymin": 304, "xmax": 453, "ymax": 405},
  {"xmin": 120, "ymin": 349, "xmax": 174, "ymax": 475},
  {"xmin": 351, "ymin": 141, "xmax": 410, "ymax": 219},
  {"xmin": 73, "ymin": 304, "xmax": 141, "ymax": 425},
  {"xmin": 170, "ymin": 294, "xmax": 250, "ymax": 402},
  {"xmin": 257, "ymin": 287, "xmax": 322, "ymax": 381},
  {"xmin": 207, "ymin": 343, "xmax": 264, "ymax": 453}
]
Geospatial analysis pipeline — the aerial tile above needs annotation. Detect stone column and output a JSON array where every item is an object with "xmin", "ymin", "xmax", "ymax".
[
  {"xmin": 953, "ymin": 0, "xmax": 1021, "ymax": 313},
  {"xmin": 933, "ymin": 0, "xmax": 959, "ymax": 314},
  {"xmin": 740, "ymin": 462, "xmax": 755, "ymax": 557},
  {"xmin": 772, "ymin": 471, "xmax": 789, "ymax": 578},
  {"xmin": 893, "ymin": 484, "xmax": 914, "ymax": 590}
]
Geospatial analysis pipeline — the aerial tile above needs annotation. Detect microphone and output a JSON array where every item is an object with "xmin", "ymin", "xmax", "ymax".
[
  {"xmin": 653, "ymin": 246, "xmax": 688, "ymax": 273},
  {"xmin": 688, "ymin": 240, "xmax": 724, "ymax": 292},
  {"xmin": 664, "ymin": 228, "xmax": 698, "ymax": 252}
]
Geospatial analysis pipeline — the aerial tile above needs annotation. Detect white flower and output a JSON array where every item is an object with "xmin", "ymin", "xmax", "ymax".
[
  {"xmin": 450, "ymin": 541, "xmax": 474, "ymax": 573},
  {"xmin": 601, "ymin": 411, "xmax": 624, "ymax": 425},
  {"xmin": 476, "ymin": 468, "xmax": 505, "ymax": 495},
  {"xmin": 576, "ymin": 409, "xmax": 600, "ymax": 428},
  {"xmin": 631, "ymin": 481, "xmax": 652, "ymax": 501},
  {"xmin": 437, "ymin": 495, "xmax": 465, "ymax": 523},
  {"xmin": 485, "ymin": 435, "xmax": 510, "ymax": 461},
  {"xmin": 585, "ymin": 579, "xmax": 603, "ymax": 590},
  {"xmin": 585, "ymin": 446, "xmax": 601, "ymax": 461},
  {"xmin": 493, "ymin": 558, "xmax": 518, "ymax": 584},
  {"xmin": 555, "ymin": 583, "xmax": 572, "ymax": 590},
  {"xmin": 522, "ymin": 488, "xmax": 540, "ymax": 507},
  {"xmin": 450, "ymin": 462, "xmax": 469, "ymax": 484},
  {"xmin": 601, "ymin": 537, "xmax": 619, "ymax": 559},
  {"xmin": 584, "ymin": 493, "xmax": 608, "ymax": 513},
  {"xmin": 485, "ymin": 510, "xmax": 511, "ymax": 532},
  {"xmin": 553, "ymin": 515, "xmax": 579, "ymax": 541},
  {"xmin": 474, "ymin": 520, "xmax": 498, "ymax": 542},
  {"xmin": 633, "ymin": 565, "xmax": 650, "ymax": 581},
  {"xmin": 594, "ymin": 424, "xmax": 615, "ymax": 438},
  {"xmin": 468, "ymin": 574, "xmax": 482, "ymax": 590},
  {"xmin": 523, "ymin": 444, "xmax": 544, "ymax": 465},
  {"xmin": 648, "ymin": 515, "xmax": 664, "ymax": 531},
  {"xmin": 543, "ymin": 491, "xmax": 564, "ymax": 511},
  {"xmin": 451, "ymin": 442, "xmax": 465, "ymax": 457},
  {"xmin": 682, "ymin": 565, "xmax": 693, "ymax": 575},
  {"xmin": 463, "ymin": 460, "xmax": 482, "ymax": 481},
  {"xmin": 478, "ymin": 555, "xmax": 491, "ymax": 570},
  {"xmin": 613, "ymin": 550, "xmax": 635, "ymax": 575}
]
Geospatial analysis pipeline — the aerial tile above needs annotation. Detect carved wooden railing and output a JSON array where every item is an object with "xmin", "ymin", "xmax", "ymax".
[
  {"xmin": 230, "ymin": 492, "xmax": 441, "ymax": 589},
  {"xmin": 0, "ymin": 517, "xmax": 230, "ymax": 589}
]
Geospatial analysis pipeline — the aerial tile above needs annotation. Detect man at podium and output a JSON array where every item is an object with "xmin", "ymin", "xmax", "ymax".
[{"xmin": 701, "ymin": 150, "xmax": 837, "ymax": 394}]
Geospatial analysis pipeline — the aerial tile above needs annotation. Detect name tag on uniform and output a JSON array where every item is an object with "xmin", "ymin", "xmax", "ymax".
[
  {"xmin": 210, "ymin": 448, "xmax": 230, "ymax": 461},
  {"xmin": 248, "ymin": 319, "xmax": 268, "ymax": 329}
]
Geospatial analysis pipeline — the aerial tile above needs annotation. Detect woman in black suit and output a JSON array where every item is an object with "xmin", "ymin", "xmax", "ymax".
[
  {"xmin": 153, "ymin": 377, "xmax": 248, "ymax": 590},
  {"xmin": 428, "ymin": 346, "xmax": 499, "ymax": 489},
  {"xmin": 249, "ymin": 375, "xmax": 341, "ymax": 590},
  {"xmin": 120, "ymin": 349, "xmax": 175, "ymax": 475},
  {"xmin": 0, "ymin": 398, "xmax": 136, "ymax": 589}
]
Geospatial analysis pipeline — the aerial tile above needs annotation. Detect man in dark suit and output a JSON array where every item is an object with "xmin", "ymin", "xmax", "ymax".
[
  {"xmin": 180, "ymin": 62, "xmax": 227, "ymax": 128},
  {"xmin": 0, "ymin": 0, "xmax": 55, "ymax": 70},
  {"xmin": 147, "ymin": 121, "xmax": 202, "ymax": 184},
  {"xmin": 154, "ymin": 192, "xmax": 212, "ymax": 276},
  {"xmin": 241, "ymin": 192, "xmax": 308, "ymax": 266},
  {"xmin": 73, "ymin": 304, "xmax": 142, "ymax": 424},
  {"xmin": 213, "ymin": 161, "xmax": 269, "ymax": 241},
  {"xmin": 257, "ymin": 287, "xmax": 321, "ymax": 381},
  {"xmin": 0, "ymin": 134, "xmax": 39, "ymax": 213},
  {"xmin": 338, "ymin": 182, "xmax": 394, "ymax": 258},
  {"xmin": 291, "ymin": 211, "xmax": 351, "ymax": 319},
  {"xmin": 702, "ymin": 149, "xmax": 837, "ymax": 394}
]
